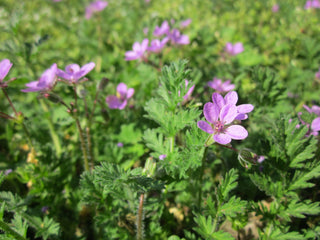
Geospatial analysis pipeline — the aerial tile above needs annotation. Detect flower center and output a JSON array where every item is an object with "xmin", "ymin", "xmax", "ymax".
[{"xmin": 214, "ymin": 121, "xmax": 225, "ymax": 133}]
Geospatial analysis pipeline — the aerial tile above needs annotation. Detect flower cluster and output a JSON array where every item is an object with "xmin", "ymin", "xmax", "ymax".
[
  {"xmin": 224, "ymin": 42, "xmax": 244, "ymax": 56},
  {"xmin": 22, "ymin": 62, "xmax": 95, "ymax": 92},
  {"xmin": 85, "ymin": 1, "xmax": 108, "ymax": 19},
  {"xmin": 207, "ymin": 77, "xmax": 235, "ymax": 94},
  {"xmin": 315, "ymin": 68, "xmax": 320, "ymax": 80},
  {"xmin": 105, "ymin": 83, "xmax": 134, "ymax": 109},
  {"xmin": 197, "ymin": 91, "xmax": 254, "ymax": 145},
  {"xmin": 125, "ymin": 19, "xmax": 190, "ymax": 61},
  {"xmin": 305, "ymin": 0, "xmax": 320, "ymax": 9}
]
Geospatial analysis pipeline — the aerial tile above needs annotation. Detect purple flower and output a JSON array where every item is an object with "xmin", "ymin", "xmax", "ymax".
[
  {"xmin": 0, "ymin": 59, "xmax": 13, "ymax": 88},
  {"xmin": 56, "ymin": 62, "xmax": 95, "ymax": 84},
  {"xmin": 297, "ymin": 108, "xmax": 320, "ymax": 136},
  {"xmin": 106, "ymin": 83, "xmax": 134, "ymax": 109},
  {"xmin": 22, "ymin": 64, "xmax": 57, "ymax": 92},
  {"xmin": 4, "ymin": 169, "xmax": 12, "ymax": 175},
  {"xmin": 212, "ymin": 91, "xmax": 254, "ymax": 121},
  {"xmin": 159, "ymin": 154, "xmax": 166, "ymax": 160},
  {"xmin": 168, "ymin": 29, "xmax": 190, "ymax": 45},
  {"xmin": 182, "ymin": 80, "xmax": 195, "ymax": 102},
  {"xmin": 197, "ymin": 103, "xmax": 248, "ymax": 145},
  {"xmin": 117, "ymin": 142, "xmax": 124, "ymax": 147},
  {"xmin": 305, "ymin": 0, "xmax": 320, "ymax": 9},
  {"xmin": 224, "ymin": 42, "xmax": 244, "ymax": 56},
  {"xmin": 303, "ymin": 104, "xmax": 320, "ymax": 116},
  {"xmin": 125, "ymin": 39, "xmax": 149, "ymax": 61},
  {"xmin": 272, "ymin": 4, "xmax": 279, "ymax": 12},
  {"xmin": 85, "ymin": 1, "xmax": 108, "ymax": 19},
  {"xmin": 147, "ymin": 38, "xmax": 169, "ymax": 53},
  {"xmin": 180, "ymin": 19, "xmax": 192, "ymax": 28},
  {"xmin": 207, "ymin": 77, "xmax": 235, "ymax": 93},
  {"xmin": 315, "ymin": 68, "xmax": 320, "ymax": 80},
  {"xmin": 153, "ymin": 21, "xmax": 170, "ymax": 37}
]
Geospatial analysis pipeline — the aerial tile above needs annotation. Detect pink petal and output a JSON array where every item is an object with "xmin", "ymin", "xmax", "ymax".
[
  {"xmin": 66, "ymin": 64, "xmax": 80, "ymax": 74},
  {"xmin": 117, "ymin": 83, "xmax": 128, "ymax": 98},
  {"xmin": 214, "ymin": 134, "xmax": 231, "ymax": 144},
  {"xmin": 126, "ymin": 88, "xmax": 134, "ymax": 99},
  {"xmin": 311, "ymin": 117, "xmax": 320, "ymax": 132},
  {"xmin": 224, "ymin": 91, "xmax": 238, "ymax": 105},
  {"xmin": 225, "ymin": 125, "xmax": 248, "ymax": 140},
  {"xmin": 212, "ymin": 92, "xmax": 225, "ymax": 111},
  {"xmin": 197, "ymin": 120, "xmax": 214, "ymax": 134},
  {"xmin": 74, "ymin": 62, "xmax": 95, "ymax": 80},
  {"xmin": 204, "ymin": 102, "xmax": 219, "ymax": 123},
  {"xmin": 237, "ymin": 104, "xmax": 254, "ymax": 114},
  {"xmin": 106, "ymin": 95, "xmax": 122, "ymax": 109},
  {"xmin": 220, "ymin": 104, "xmax": 237, "ymax": 124},
  {"xmin": 0, "ymin": 59, "xmax": 13, "ymax": 80}
]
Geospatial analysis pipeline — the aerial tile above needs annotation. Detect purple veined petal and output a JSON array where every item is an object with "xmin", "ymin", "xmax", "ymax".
[
  {"xmin": 21, "ymin": 81, "xmax": 40, "ymax": 92},
  {"xmin": 220, "ymin": 104, "xmax": 237, "ymax": 124},
  {"xmin": 214, "ymin": 133, "xmax": 231, "ymax": 144},
  {"xmin": 311, "ymin": 117, "xmax": 320, "ymax": 132},
  {"xmin": 117, "ymin": 83, "xmax": 128, "ymax": 98},
  {"xmin": 204, "ymin": 102, "xmax": 219, "ymax": 123},
  {"xmin": 0, "ymin": 59, "xmax": 13, "ymax": 81},
  {"xmin": 311, "ymin": 105, "xmax": 320, "ymax": 116},
  {"xmin": 56, "ymin": 69, "xmax": 72, "ymax": 81},
  {"xmin": 225, "ymin": 125, "xmax": 248, "ymax": 140},
  {"xmin": 235, "ymin": 113, "xmax": 248, "ymax": 120},
  {"xmin": 177, "ymin": 35, "xmax": 190, "ymax": 45},
  {"xmin": 74, "ymin": 62, "xmax": 95, "ymax": 80},
  {"xmin": 118, "ymin": 99, "xmax": 128, "ymax": 110},
  {"xmin": 212, "ymin": 92, "xmax": 225, "ymax": 111},
  {"xmin": 221, "ymin": 80, "xmax": 235, "ymax": 91},
  {"xmin": 66, "ymin": 64, "xmax": 80, "ymax": 74},
  {"xmin": 224, "ymin": 91, "xmax": 238, "ymax": 105},
  {"xmin": 132, "ymin": 42, "xmax": 142, "ymax": 52},
  {"xmin": 106, "ymin": 95, "xmax": 122, "ymax": 109},
  {"xmin": 197, "ymin": 120, "xmax": 214, "ymax": 134},
  {"xmin": 237, "ymin": 104, "xmax": 254, "ymax": 114},
  {"xmin": 125, "ymin": 51, "xmax": 139, "ymax": 61},
  {"xmin": 126, "ymin": 88, "xmax": 134, "ymax": 99},
  {"xmin": 208, "ymin": 78, "xmax": 221, "ymax": 89}
]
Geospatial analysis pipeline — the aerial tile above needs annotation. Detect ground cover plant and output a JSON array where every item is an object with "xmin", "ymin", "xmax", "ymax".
[{"xmin": 1, "ymin": 0, "xmax": 320, "ymax": 239}]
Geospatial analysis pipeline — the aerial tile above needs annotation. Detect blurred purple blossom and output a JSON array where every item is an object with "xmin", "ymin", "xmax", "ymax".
[
  {"xmin": 207, "ymin": 77, "xmax": 235, "ymax": 93},
  {"xmin": 153, "ymin": 21, "xmax": 170, "ymax": 37},
  {"xmin": 4, "ymin": 169, "xmax": 12, "ymax": 175},
  {"xmin": 147, "ymin": 38, "xmax": 169, "ymax": 53},
  {"xmin": 41, "ymin": 206, "xmax": 49, "ymax": 213},
  {"xmin": 85, "ymin": 1, "xmax": 108, "ymax": 19},
  {"xmin": 168, "ymin": 29, "xmax": 190, "ymax": 45},
  {"xmin": 225, "ymin": 42, "xmax": 244, "ymax": 56},
  {"xmin": 125, "ymin": 39, "xmax": 149, "ymax": 61},
  {"xmin": 57, "ymin": 62, "xmax": 95, "ymax": 84},
  {"xmin": 197, "ymin": 103, "xmax": 248, "ymax": 145},
  {"xmin": 159, "ymin": 154, "xmax": 166, "ymax": 160},
  {"xmin": 182, "ymin": 80, "xmax": 195, "ymax": 102},
  {"xmin": 212, "ymin": 91, "xmax": 254, "ymax": 121},
  {"xmin": 315, "ymin": 68, "xmax": 320, "ymax": 80},
  {"xmin": 180, "ymin": 18, "xmax": 192, "ymax": 28},
  {"xmin": 22, "ymin": 64, "xmax": 57, "ymax": 92},
  {"xmin": 117, "ymin": 142, "xmax": 124, "ymax": 147},
  {"xmin": 303, "ymin": 104, "xmax": 320, "ymax": 116},
  {"xmin": 106, "ymin": 83, "xmax": 134, "ymax": 110},
  {"xmin": 297, "ymin": 107, "xmax": 320, "ymax": 136},
  {"xmin": 272, "ymin": 4, "xmax": 279, "ymax": 12},
  {"xmin": 0, "ymin": 59, "xmax": 13, "ymax": 88},
  {"xmin": 305, "ymin": 0, "xmax": 320, "ymax": 9}
]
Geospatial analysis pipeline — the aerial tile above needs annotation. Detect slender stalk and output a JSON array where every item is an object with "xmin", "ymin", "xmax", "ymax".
[
  {"xmin": 86, "ymin": 126, "xmax": 94, "ymax": 170},
  {"xmin": 0, "ymin": 220, "xmax": 27, "ymax": 240},
  {"xmin": 75, "ymin": 118, "xmax": 89, "ymax": 172},
  {"xmin": 2, "ymin": 88, "xmax": 18, "ymax": 116},
  {"xmin": 136, "ymin": 193, "xmax": 145, "ymax": 240},
  {"xmin": 198, "ymin": 147, "xmax": 208, "ymax": 209},
  {"xmin": 169, "ymin": 136, "xmax": 174, "ymax": 153}
]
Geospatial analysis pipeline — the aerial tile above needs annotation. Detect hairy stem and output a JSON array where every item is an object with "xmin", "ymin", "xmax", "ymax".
[
  {"xmin": 198, "ymin": 147, "xmax": 208, "ymax": 209},
  {"xmin": 2, "ymin": 88, "xmax": 18, "ymax": 116},
  {"xmin": 136, "ymin": 193, "xmax": 145, "ymax": 240}
]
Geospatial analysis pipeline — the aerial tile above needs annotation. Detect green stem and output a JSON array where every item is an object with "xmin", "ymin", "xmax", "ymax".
[
  {"xmin": 2, "ymin": 88, "xmax": 18, "ymax": 116},
  {"xmin": 75, "ymin": 118, "xmax": 89, "ymax": 171},
  {"xmin": 198, "ymin": 147, "xmax": 208, "ymax": 209},
  {"xmin": 136, "ymin": 193, "xmax": 145, "ymax": 240},
  {"xmin": 169, "ymin": 136, "xmax": 174, "ymax": 153},
  {"xmin": 86, "ymin": 126, "xmax": 94, "ymax": 170},
  {"xmin": 0, "ymin": 220, "xmax": 27, "ymax": 240}
]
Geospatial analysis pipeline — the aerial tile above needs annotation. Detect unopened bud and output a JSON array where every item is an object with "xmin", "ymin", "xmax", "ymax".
[{"xmin": 238, "ymin": 149, "xmax": 256, "ymax": 168}]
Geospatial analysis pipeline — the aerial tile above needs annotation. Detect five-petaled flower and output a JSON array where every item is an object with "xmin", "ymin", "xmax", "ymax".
[
  {"xmin": 125, "ymin": 39, "xmax": 149, "ymax": 61},
  {"xmin": 57, "ymin": 62, "xmax": 95, "ymax": 84},
  {"xmin": 197, "ymin": 103, "xmax": 248, "ymax": 145},
  {"xmin": 106, "ymin": 83, "xmax": 134, "ymax": 109},
  {"xmin": 85, "ymin": 1, "xmax": 108, "ymax": 19},
  {"xmin": 224, "ymin": 42, "xmax": 244, "ymax": 56},
  {"xmin": 207, "ymin": 77, "xmax": 235, "ymax": 93},
  {"xmin": 22, "ymin": 64, "xmax": 57, "ymax": 92},
  {"xmin": 0, "ymin": 59, "xmax": 13, "ymax": 88}
]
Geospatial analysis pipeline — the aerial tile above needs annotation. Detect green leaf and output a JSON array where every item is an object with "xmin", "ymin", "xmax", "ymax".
[
  {"xmin": 218, "ymin": 169, "xmax": 239, "ymax": 200},
  {"xmin": 285, "ymin": 200, "xmax": 320, "ymax": 219},
  {"xmin": 289, "ymin": 164, "xmax": 320, "ymax": 191},
  {"xmin": 219, "ymin": 196, "xmax": 247, "ymax": 218}
]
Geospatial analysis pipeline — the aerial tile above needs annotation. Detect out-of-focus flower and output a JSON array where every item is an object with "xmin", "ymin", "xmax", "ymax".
[
  {"xmin": 0, "ymin": 59, "xmax": 13, "ymax": 88},
  {"xmin": 212, "ymin": 91, "xmax": 254, "ymax": 120},
  {"xmin": 224, "ymin": 42, "xmax": 244, "ymax": 56},
  {"xmin": 180, "ymin": 18, "xmax": 192, "ymax": 28},
  {"xmin": 41, "ymin": 206, "xmax": 49, "ymax": 213},
  {"xmin": 182, "ymin": 80, "xmax": 194, "ymax": 102},
  {"xmin": 296, "ymin": 107, "xmax": 320, "ymax": 136},
  {"xmin": 315, "ymin": 68, "xmax": 320, "ymax": 80},
  {"xmin": 159, "ymin": 154, "xmax": 166, "ymax": 160},
  {"xmin": 147, "ymin": 38, "xmax": 169, "ymax": 53},
  {"xmin": 303, "ymin": 104, "xmax": 320, "ymax": 116},
  {"xmin": 305, "ymin": 0, "xmax": 320, "ymax": 9},
  {"xmin": 197, "ymin": 103, "xmax": 248, "ymax": 145},
  {"xmin": 207, "ymin": 77, "xmax": 235, "ymax": 94},
  {"xmin": 22, "ymin": 64, "xmax": 57, "ymax": 92},
  {"xmin": 272, "ymin": 4, "xmax": 279, "ymax": 12},
  {"xmin": 168, "ymin": 29, "xmax": 189, "ymax": 45},
  {"xmin": 4, "ymin": 169, "xmax": 12, "ymax": 175},
  {"xmin": 106, "ymin": 83, "xmax": 134, "ymax": 109},
  {"xmin": 85, "ymin": 0, "xmax": 108, "ymax": 19},
  {"xmin": 125, "ymin": 39, "xmax": 149, "ymax": 61},
  {"xmin": 117, "ymin": 142, "xmax": 124, "ymax": 147},
  {"xmin": 153, "ymin": 21, "xmax": 170, "ymax": 37},
  {"xmin": 57, "ymin": 62, "xmax": 95, "ymax": 84}
]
